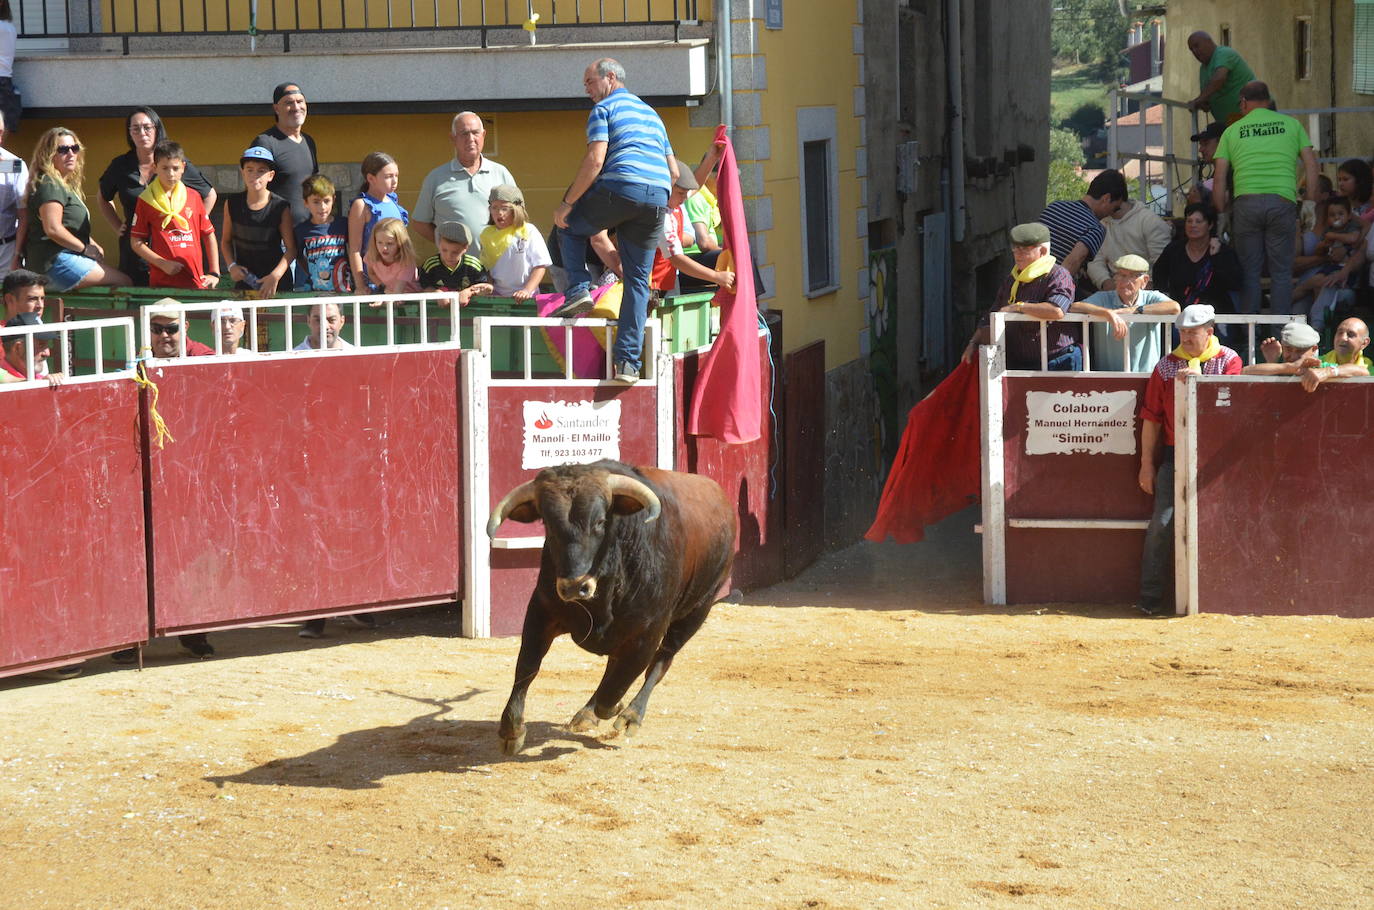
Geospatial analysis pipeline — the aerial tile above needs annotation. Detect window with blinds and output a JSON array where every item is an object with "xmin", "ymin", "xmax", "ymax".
[{"xmin": 1357, "ymin": 0, "xmax": 1374, "ymax": 94}]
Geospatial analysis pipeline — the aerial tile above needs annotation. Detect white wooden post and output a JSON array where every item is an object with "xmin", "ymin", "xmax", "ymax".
[
  {"xmin": 980, "ymin": 343, "xmax": 1007, "ymax": 605},
  {"xmin": 461, "ymin": 349, "xmax": 492, "ymax": 639},
  {"xmin": 1173, "ymin": 373, "xmax": 1200, "ymax": 615}
]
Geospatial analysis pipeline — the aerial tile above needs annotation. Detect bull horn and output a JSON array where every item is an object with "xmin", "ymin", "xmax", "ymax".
[
  {"xmin": 607, "ymin": 474, "xmax": 662, "ymax": 523},
  {"xmin": 487, "ymin": 480, "xmax": 539, "ymax": 538}
]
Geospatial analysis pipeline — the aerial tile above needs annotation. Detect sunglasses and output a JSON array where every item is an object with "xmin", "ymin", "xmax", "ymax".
[
  {"xmin": 150, "ymin": 322, "xmax": 181, "ymax": 335},
  {"xmin": 55, "ymin": 144, "xmax": 81, "ymax": 155}
]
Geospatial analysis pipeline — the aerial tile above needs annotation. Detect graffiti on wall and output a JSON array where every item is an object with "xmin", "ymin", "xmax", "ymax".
[{"xmin": 867, "ymin": 246, "xmax": 900, "ymax": 477}]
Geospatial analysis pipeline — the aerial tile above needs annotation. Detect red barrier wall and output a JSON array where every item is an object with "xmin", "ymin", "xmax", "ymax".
[
  {"xmin": 143, "ymin": 350, "xmax": 462, "ymax": 632},
  {"xmin": 1193, "ymin": 379, "xmax": 1374, "ymax": 617},
  {"xmin": 0, "ymin": 380, "xmax": 148, "ymax": 674},
  {"xmin": 1001, "ymin": 376, "xmax": 1151, "ymax": 604},
  {"xmin": 675, "ymin": 334, "xmax": 784, "ymax": 590},
  {"xmin": 484, "ymin": 383, "xmax": 662, "ymax": 637}
]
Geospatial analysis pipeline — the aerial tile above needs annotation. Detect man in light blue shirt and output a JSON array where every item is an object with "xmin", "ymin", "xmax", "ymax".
[
  {"xmin": 1071, "ymin": 254, "xmax": 1180, "ymax": 372},
  {"xmin": 552, "ymin": 57, "xmax": 679, "ymax": 383}
]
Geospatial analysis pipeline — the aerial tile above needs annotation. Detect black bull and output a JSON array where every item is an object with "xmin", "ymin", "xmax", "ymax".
[{"xmin": 486, "ymin": 460, "xmax": 736, "ymax": 755}]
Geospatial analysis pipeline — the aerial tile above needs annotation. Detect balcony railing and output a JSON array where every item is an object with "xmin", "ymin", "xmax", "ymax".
[{"xmin": 18, "ymin": 0, "xmax": 705, "ymax": 52}]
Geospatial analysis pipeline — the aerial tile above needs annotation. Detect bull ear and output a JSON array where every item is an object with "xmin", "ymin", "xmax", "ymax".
[
  {"xmin": 506, "ymin": 501, "xmax": 542, "ymax": 524},
  {"xmin": 486, "ymin": 480, "xmax": 540, "ymax": 537},
  {"xmin": 610, "ymin": 494, "xmax": 647, "ymax": 516},
  {"xmin": 606, "ymin": 474, "xmax": 662, "ymax": 522}
]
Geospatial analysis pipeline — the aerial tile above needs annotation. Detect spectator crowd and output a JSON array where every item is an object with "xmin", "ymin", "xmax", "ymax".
[{"xmin": 0, "ymin": 59, "xmax": 740, "ymax": 390}]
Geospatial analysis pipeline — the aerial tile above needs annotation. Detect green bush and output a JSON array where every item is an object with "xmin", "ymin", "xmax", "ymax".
[
  {"xmin": 1050, "ymin": 128, "xmax": 1085, "ymax": 167},
  {"xmin": 1047, "ymin": 160, "xmax": 1088, "ymax": 206},
  {"xmin": 1062, "ymin": 101, "xmax": 1107, "ymax": 138}
]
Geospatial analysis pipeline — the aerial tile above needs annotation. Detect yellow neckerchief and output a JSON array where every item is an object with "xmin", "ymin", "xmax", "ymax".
[
  {"xmin": 1326, "ymin": 350, "xmax": 1366, "ymax": 366},
  {"xmin": 1173, "ymin": 334, "xmax": 1221, "ymax": 370},
  {"xmin": 1008, "ymin": 254, "xmax": 1055, "ymax": 307},
  {"xmin": 138, "ymin": 179, "xmax": 189, "ymax": 231},
  {"xmin": 479, "ymin": 224, "xmax": 526, "ymax": 272}
]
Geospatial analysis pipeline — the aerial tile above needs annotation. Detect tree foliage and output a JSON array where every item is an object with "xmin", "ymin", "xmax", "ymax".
[
  {"xmin": 1052, "ymin": 0, "xmax": 1132, "ymax": 70},
  {"xmin": 1050, "ymin": 128, "xmax": 1086, "ymax": 167},
  {"xmin": 1047, "ymin": 160, "xmax": 1089, "ymax": 206}
]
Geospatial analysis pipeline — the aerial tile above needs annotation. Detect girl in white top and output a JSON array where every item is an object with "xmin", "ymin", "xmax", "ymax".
[{"xmin": 478, "ymin": 183, "xmax": 550, "ymax": 300}]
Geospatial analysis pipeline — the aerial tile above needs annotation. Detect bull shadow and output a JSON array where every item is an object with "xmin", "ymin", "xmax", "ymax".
[{"xmin": 204, "ymin": 688, "xmax": 615, "ymax": 792}]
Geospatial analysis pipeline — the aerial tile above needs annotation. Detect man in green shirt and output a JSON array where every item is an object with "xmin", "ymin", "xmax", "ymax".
[
  {"xmin": 1186, "ymin": 32, "xmax": 1255, "ymax": 125},
  {"xmin": 1213, "ymin": 81, "xmax": 1320, "ymax": 318},
  {"xmin": 1302, "ymin": 317, "xmax": 1374, "ymax": 391}
]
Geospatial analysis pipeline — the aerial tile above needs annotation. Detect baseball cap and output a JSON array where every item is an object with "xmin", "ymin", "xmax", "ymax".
[
  {"xmin": 438, "ymin": 221, "xmax": 474, "ymax": 245},
  {"xmin": 1009, "ymin": 223, "xmax": 1051, "ymax": 246},
  {"xmin": 1178, "ymin": 304, "xmax": 1216, "ymax": 328},
  {"xmin": 241, "ymin": 146, "xmax": 276, "ymax": 167},
  {"xmin": 1190, "ymin": 122, "xmax": 1225, "ymax": 142},
  {"xmin": 272, "ymin": 82, "xmax": 303, "ymax": 103},
  {"xmin": 4, "ymin": 311, "xmax": 58, "ymax": 342},
  {"xmin": 211, "ymin": 306, "xmax": 245, "ymax": 322},
  {"xmin": 1280, "ymin": 322, "xmax": 1320, "ymax": 348},
  {"xmin": 149, "ymin": 299, "xmax": 182, "ymax": 321}
]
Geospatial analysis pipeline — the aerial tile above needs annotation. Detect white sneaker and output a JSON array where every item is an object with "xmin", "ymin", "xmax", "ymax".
[{"xmin": 612, "ymin": 362, "xmax": 639, "ymax": 384}]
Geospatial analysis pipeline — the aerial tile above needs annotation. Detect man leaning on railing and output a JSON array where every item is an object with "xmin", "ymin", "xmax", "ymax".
[{"xmin": 962, "ymin": 223, "xmax": 1080, "ymax": 371}]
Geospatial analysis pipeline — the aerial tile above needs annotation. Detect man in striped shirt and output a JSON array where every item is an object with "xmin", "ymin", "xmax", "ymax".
[
  {"xmin": 1037, "ymin": 170, "xmax": 1126, "ymax": 290},
  {"xmin": 553, "ymin": 57, "xmax": 679, "ymax": 384}
]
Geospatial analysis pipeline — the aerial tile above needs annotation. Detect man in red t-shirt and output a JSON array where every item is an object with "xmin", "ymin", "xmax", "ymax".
[
  {"xmin": 1136, "ymin": 304, "xmax": 1242, "ymax": 615},
  {"xmin": 129, "ymin": 140, "xmax": 220, "ymax": 290}
]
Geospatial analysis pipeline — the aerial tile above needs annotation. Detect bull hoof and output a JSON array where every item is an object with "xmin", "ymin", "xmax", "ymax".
[
  {"xmin": 612, "ymin": 708, "xmax": 642, "ymax": 737},
  {"xmin": 499, "ymin": 730, "xmax": 526, "ymax": 756},
  {"xmin": 567, "ymin": 707, "xmax": 600, "ymax": 732}
]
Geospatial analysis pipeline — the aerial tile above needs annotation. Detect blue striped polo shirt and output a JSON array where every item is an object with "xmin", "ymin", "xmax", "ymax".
[{"xmin": 587, "ymin": 88, "xmax": 674, "ymax": 191}]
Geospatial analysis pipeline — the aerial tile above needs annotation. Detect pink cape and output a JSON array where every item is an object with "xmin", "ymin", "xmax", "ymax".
[{"xmin": 685, "ymin": 126, "xmax": 763, "ymax": 444}]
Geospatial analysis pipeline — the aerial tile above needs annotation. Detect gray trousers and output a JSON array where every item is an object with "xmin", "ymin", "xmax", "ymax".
[
  {"xmin": 1139, "ymin": 451, "xmax": 1174, "ymax": 609},
  {"xmin": 1232, "ymin": 193, "xmax": 1298, "ymax": 315}
]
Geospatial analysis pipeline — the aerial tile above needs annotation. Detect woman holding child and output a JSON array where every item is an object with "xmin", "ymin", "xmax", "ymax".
[
  {"xmin": 98, "ymin": 107, "xmax": 216, "ymax": 286},
  {"xmin": 23, "ymin": 127, "xmax": 130, "ymax": 290}
]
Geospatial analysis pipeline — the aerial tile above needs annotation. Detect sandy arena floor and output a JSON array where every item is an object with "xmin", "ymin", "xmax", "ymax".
[{"xmin": 3, "ymin": 512, "xmax": 1371, "ymax": 909}]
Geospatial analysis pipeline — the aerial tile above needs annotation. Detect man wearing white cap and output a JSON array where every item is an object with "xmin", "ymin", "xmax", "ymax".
[
  {"xmin": 210, "ymin": 306, "xmax": 257, "ymax": 357},
  {"xmin": 1136, "ymin": 303, "xmax": 1242, "ymax": 616},
  {"xmin": 1071, "ymin": 253, "xmax": 1180, "ymax": 372}
]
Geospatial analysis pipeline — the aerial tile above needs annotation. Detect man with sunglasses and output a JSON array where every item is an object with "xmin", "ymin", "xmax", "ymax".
[{"xmin": 148, "ymin": 305, "xmax": 214, "ymax": 358}]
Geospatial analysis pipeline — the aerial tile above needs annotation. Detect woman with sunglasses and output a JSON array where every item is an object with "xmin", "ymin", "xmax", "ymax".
[
  {"xmin": 22, "ymin": 127, "xmax": 129, "ymax": 290},
  {"xmin": 98, "ymin": 107, "xmax": 216, "ymax": 286}
]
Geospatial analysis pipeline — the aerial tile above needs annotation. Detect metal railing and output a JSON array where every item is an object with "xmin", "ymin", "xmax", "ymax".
[
  {"xmin": 475, "ymin": 314, "xmax": 660, "ymax": 381},
  {"xmin": 17, "ymin": 0, "xmax": 702, "ymax": 49},
  {"xmin": 139, "ymin": 292, "xmax": 464, "ymax": 358},
  {"xmin": 990, "ymin": 312, "xmax": 1303, "ymax": 373},
  {"xmin": 0, "ymin": 317, "xmax": 137, "ymax": 387}
]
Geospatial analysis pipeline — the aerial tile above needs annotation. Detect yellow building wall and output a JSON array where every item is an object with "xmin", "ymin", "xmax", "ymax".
[
  {"xmin": 1165, "ymin": 1, "xmax": 1374, "ymax": 168},
  {"xmin": 19, "ymin": 107, "xmax": 716, "ymax": 265},
  {"xmin": 745, "ymin": 4, "xmax": 864, "ymax": 369}
]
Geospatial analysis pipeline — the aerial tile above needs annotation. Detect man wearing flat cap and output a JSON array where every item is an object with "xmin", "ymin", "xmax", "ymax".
[
  {"xmin": 1072, "ymin": 253, "xmax": 1180, "ymax": 372},
  {"xmin": 962, "ymin": 223, "xmax": 1081, "ymax": 371},
  {"xmin": 1245, "ymin": 321, "xmax": 1321, "ymax": 375},
  {"xmin": 1136, "ymin": 304, "xmax": 1242, "ymax": 616}
]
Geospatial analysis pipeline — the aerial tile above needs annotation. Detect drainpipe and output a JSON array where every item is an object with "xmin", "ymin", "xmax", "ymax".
[
  {"xmin": 717, "ymin": 0, "xmax": 733, "ymax": 132},
  {"xmin": 945, "ymin": 0, "xmax": 966, "ymax": 242}
]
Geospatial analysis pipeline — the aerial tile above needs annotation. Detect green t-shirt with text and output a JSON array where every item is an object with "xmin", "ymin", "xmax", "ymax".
[{"xmin": 1215, "ymin": 110, "xmax": 1312, "ymax": 202}]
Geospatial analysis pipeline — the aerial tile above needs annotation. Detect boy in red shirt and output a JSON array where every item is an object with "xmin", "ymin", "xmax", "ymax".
[{"xmin": 130, "ymin": 140, "xmax": 220, "ymax": 290}]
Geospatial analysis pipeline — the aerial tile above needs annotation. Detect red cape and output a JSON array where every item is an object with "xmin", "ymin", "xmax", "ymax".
[{"xmin": 865, "ymin": 361, "xmax": 981, "ymax": 544}]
